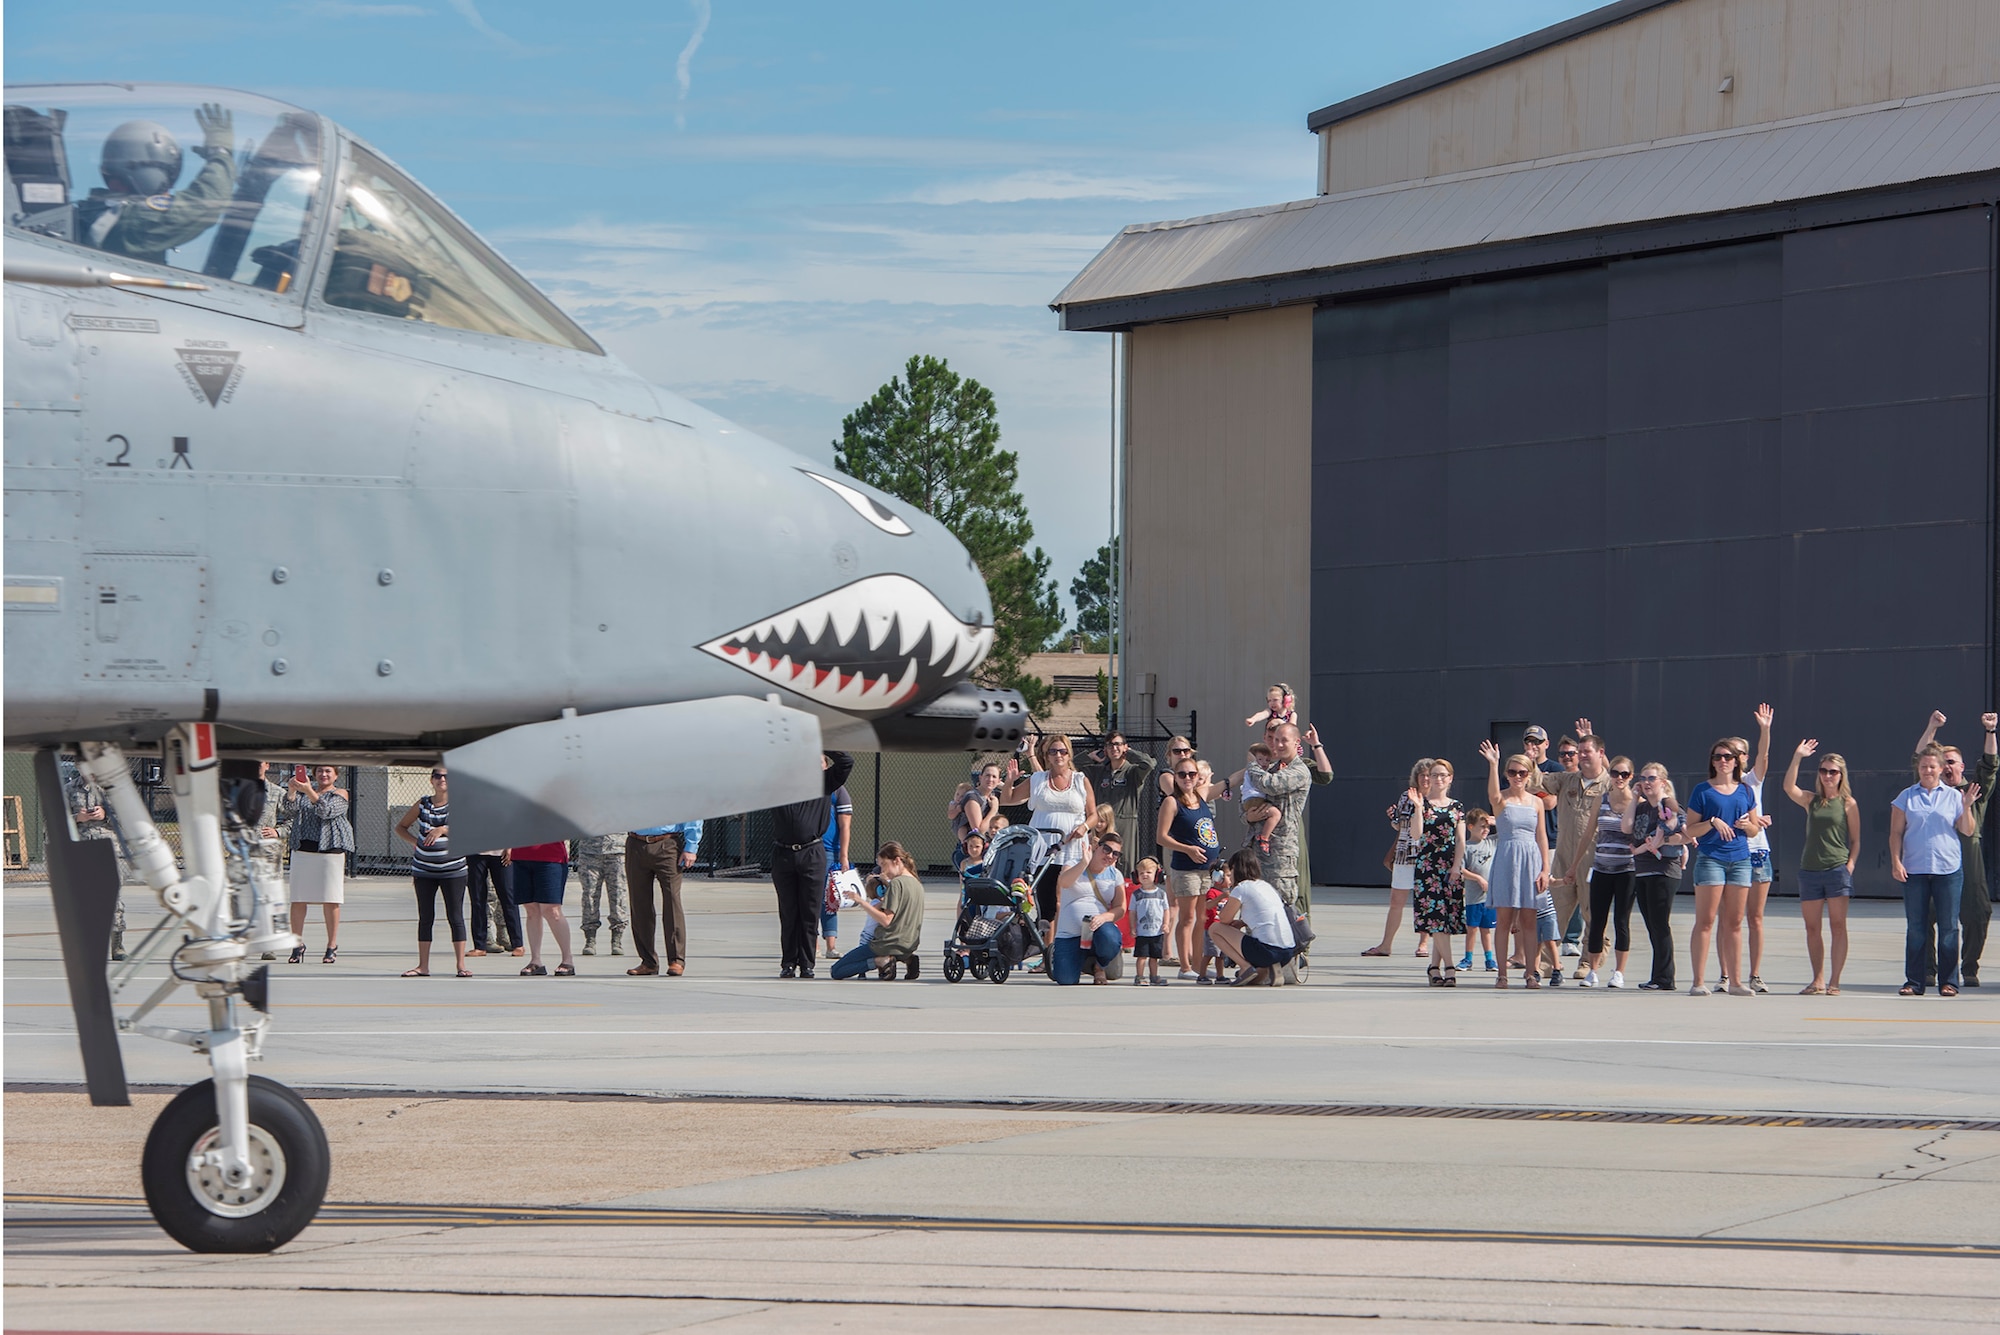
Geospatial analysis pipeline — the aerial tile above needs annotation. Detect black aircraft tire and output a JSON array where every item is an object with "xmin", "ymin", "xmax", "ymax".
[{"xmin": 142, "ymin": 1076, "xmax": 329, "ymax": 1253}]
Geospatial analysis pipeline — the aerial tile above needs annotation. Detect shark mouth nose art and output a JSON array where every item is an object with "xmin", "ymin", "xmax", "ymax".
[{"xmin": 698, "ymin": 574, "xmax": 993, "ymax": 714}]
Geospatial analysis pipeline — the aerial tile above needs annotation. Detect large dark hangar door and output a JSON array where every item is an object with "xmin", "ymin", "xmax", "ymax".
[{"xmin": 1310, "ymin": 207, "xmax": 1995, "ymax": 892}]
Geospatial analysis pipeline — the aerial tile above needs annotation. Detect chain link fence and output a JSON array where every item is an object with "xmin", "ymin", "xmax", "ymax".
[{"xmin": 4, "ymin": 724, "xmax": 1208, "ymax": 883}]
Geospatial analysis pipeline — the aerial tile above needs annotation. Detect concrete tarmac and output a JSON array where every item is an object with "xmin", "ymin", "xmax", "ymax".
[{"xmin": 6, "ymin": 874, "xmax": 1997, "ymax": 1331}]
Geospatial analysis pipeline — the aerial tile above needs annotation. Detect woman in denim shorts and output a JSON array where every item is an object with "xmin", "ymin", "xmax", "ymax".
[
  {"xmin": 1685, "ymin": 740, "xmax": 1758, "ymax": 996},
  {"xmin": 1780, "ymin": 740, "xmax": 1860, "ymax": 995}
]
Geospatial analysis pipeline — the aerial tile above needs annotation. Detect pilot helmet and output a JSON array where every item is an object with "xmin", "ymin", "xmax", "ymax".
[{"xmin": 100, "ymin": 120, "xmax": 182, "ymax": 196}]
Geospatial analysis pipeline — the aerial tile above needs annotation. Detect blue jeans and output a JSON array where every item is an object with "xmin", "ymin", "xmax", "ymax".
[
  {"xmin": 1904, "ymin": 871, "xmax": 1963, "ymax": 989},
  {"xmin": 830, "ymin": 941, "xmax": 885, "ymax": 979},
  {"xmin": 1051, "ymin": 924, "xmax": 1121, "ymax": 985}
]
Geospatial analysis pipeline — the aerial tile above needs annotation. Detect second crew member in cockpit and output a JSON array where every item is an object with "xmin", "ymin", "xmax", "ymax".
[{"xmin": 75, "ymin": 103, "xmax": 235, "ymax": 266}]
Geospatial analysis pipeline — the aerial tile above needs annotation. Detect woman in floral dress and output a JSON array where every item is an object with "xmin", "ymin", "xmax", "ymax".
[{"xmin": 1408, "ymin": 758, "xmax": 1468, "ymax": 986}]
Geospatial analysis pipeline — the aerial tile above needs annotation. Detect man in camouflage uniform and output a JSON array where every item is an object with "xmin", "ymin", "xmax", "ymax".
[
  {"xmin": 61, "ymin": 757, "xmax": 129, "ymax": 960},
  {"xmin": 575, "ymin": 832, "xmax": 627, "ymax": 956},
  {"xmin": 1245, "ymin": 723, "xmax": 1315, "ymax": 983}
]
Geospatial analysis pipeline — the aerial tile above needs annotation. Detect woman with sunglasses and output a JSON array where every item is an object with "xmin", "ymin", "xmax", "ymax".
[
  {"xmin": 1477, "ymin": 740, "xmax": 1551, "ymax": 987},
  {"xmin": 1410, "ymin": 760, "xmax": 1467, "ymax": 986},
  {"xmin": 1002, "ymin": 733, "xmax": 1097, "ymax": 961},
  {"xmin": 1581, "ymin": 757, "xmax": 1638, "ymax": 987},
  {"xmin": 1158, "ymin": 753, "xmax": 1223, "ymax": 978},
  {"xmin": 1622, "ymin": 764, "xmax": 1687, "ymax": 990},
  {"xmin": 1781, "ymin": 740, "xmax": 1859, "ymax": 995},
  {"xmin": 1687, "ymin": 740, "xmax": 1757, "ymax": 996},
  {"xmin": 396, "ymin": 767, "xmax": 470, "ymax": 977}
]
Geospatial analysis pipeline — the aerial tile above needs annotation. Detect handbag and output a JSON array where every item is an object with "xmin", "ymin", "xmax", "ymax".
[{"xmin": 1289, "ymin": 906, "xmax": 1317, "ymax": 946}]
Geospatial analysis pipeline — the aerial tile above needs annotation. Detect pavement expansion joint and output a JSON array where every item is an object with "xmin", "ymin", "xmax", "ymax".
[
  {"xmin": 10, "ymin": 1194, "xmax": 1999, "ymax": 1260},
  {"xmin": 10, "ymin": 1081, "xmax": 1994, "ymax": 1131}
]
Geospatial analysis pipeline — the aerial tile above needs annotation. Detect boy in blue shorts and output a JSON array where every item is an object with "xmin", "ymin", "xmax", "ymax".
[{"xmin": 1457, "ymin": 809, "xmax": 1498, "ymax": 972}]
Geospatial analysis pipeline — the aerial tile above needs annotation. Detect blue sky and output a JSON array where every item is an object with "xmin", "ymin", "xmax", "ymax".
[{"xmin": 9, "ymin": 0, "xmax": 1597, "ymax": 623}]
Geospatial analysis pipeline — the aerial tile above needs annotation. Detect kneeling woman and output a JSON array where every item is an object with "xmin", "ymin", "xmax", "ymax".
[
  {"xmin": 833, "ymin": 842, "xmax": 925, "ymax": 979},
  {"xmin": 1052, "ymin": 831, "xmax": 1128, "ymax": 985},
  {"xmin": 1206, "ymin": 850, "xmax": 1297, "ymax": 987}
]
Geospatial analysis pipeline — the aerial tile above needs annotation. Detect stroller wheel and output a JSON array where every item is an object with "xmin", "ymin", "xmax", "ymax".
[
  {"xmin": 942, "ymin": 951, "xmax": 966, "ymax": 983},
  {"xmin": 969, "ymin": 956, "xmax": 988, "ymax": 980},
  {"xmin": 987, "ymin": 958, "xmax": 1011, "ymax": 984}
]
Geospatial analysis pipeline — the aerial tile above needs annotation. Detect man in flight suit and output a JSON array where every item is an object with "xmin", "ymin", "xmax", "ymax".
[{"xmin": 76, "ymin": 104, "xmax": 235, "ymax": 266}]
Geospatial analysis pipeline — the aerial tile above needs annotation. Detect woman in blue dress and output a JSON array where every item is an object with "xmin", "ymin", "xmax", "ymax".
[{"xmin": 1479, "ymin": 740, "xmax": 1550, "ymax": 988}]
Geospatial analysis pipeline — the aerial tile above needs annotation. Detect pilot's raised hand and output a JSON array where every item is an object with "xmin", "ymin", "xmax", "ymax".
[{"xmin": 194, "ymin": 103, "xmax": 234, "ymax": 162}]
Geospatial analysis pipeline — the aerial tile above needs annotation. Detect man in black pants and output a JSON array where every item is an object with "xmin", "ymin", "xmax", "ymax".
[{"xmin": 771, "ymin": 751, "xmax": 854, "ymax": 978}]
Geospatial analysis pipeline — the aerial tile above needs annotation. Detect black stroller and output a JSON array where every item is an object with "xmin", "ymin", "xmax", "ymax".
[{"xmin": 941, "ymin": 824, "xmax": 1051, "ymax": 984}]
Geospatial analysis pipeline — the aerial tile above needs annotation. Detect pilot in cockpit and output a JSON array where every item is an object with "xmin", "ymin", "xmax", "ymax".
[{"xmin": 74, "ymin": 102, "xmax": 235, "ymax": 267}]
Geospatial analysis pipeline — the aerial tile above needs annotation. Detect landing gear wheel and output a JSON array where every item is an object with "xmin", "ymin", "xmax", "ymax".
[
  {"xmin": 987, "ymin": 958, "xmax": 1011, "ymax": 984},
  {"xmin": 942, "ymin": 951, "xmax": 966, "ymax": 983},
  {"xmin": 142, "ymin": 1076, "xmax": 329, "ymax": 1253}
]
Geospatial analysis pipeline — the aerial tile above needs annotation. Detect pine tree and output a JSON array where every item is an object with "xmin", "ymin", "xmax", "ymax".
[
  {"xmin": 835, "ymin": 355, "xmax": 1064, "ymax": 710},
  {"xmin": 1069, "ymin": 537, "xmax": 1118, "ymax": 651}
]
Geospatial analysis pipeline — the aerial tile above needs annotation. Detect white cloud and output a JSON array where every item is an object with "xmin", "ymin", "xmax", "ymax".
[
  {"xmin": 444, "ymin": 0, "xmax": 524, "ymax": 51},
  {"xmin": 675, "ymin": 0, "xmax": 711, "ymax": 131},
  {"xmin": 909, "ymin": 171, "xmax": 1205, "ymax": 206}
]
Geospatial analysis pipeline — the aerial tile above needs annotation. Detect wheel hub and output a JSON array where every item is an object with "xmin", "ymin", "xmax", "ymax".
[{"xmin": 185, "ymin": 1124, "xmax": 287, "ymax": 1217}]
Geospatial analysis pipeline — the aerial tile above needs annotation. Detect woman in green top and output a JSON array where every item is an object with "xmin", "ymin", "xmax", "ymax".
[
  {"xmin": 1781, "ymin": 740, "xmax": 1860, "ymax": 995},
  {"xmin": 832, "ymin": 842, "xmax": 925, "ymax": 980}
]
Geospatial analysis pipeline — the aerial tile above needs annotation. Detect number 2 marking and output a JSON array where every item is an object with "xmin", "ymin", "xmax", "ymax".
[{"xmin": 105, "ymin": 434, "xmax": 131, "ymax": 468}]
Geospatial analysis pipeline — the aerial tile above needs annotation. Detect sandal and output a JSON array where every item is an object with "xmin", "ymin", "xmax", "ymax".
[
  {"xmin": 287, "ymin": 945, "xmax": 305, "ymax": 964},
  {"xmin": 553, "ymin": 963, "xmax": 576, "ymax": 977},
  {"xmin": 1899, "ymin": 984, "xmax": 1918, "ymax": 996},
  {"xmin": 456, "ymin": 968, "xmax": 473, "ymax": 978},
  {"xmin": 1442, "ymin": 966, "xmax": 1457, "ymax": 987},
  {"xmin": 1826, "ymin": 983, "xmax": 1841, "ymax": 996},
  {"xmin": 1427, "ymin": 964, "xmax": 1443, "ymax": 987},
  {"xmin": 400, "ymin": 967, "xmax": 429, "ymax": 977},
  {"xmin": 1941, "ymin": 983, "xmax": 1958, "ymax": 997},
  {"xmin": 322, "ymin": 946, "xmax": 338, "ymax": 964},
  {"xmin": 1524, "ymin": 970, "xmax": 1540, "ymax": 989},
  {"xmin": 520, "ymin": 963, "xmax": 548, "ymax": 976},
  {"xmin": 1798, "ymin": 982, "xmax": 1825, "ymax": 995},
  {"xmin": 1359, "ymin": 945, "xmax": 1390, "ymax": 957}
]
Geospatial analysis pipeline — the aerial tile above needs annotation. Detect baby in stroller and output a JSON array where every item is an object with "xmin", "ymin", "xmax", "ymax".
[{"xmin": 941, "ymin": 823, "xmax": 1053, "ymax": 983}]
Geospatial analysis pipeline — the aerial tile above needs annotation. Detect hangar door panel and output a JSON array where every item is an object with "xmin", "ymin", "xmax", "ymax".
[{"xmin": 1311, "ymin": 206, "xmax": 1995, "ymax": 893}]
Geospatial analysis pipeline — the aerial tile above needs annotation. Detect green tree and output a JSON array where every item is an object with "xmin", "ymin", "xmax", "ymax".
[
  {"xmin": 1069, "ymin": 537, "xmax": 1117, "ymax": 651},
  {"xmin": 835, "ymin": 354, "xmax": 1065, "ymax": 711}
]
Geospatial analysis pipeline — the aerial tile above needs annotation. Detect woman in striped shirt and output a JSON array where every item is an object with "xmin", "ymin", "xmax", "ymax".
[
  {"xmin": 396, "ymin": 767, "xmax": 470, "ymax": 977},
  {"xmin": 1582, "ymin": 756, "xmax": 1638, "ymax": 988}
]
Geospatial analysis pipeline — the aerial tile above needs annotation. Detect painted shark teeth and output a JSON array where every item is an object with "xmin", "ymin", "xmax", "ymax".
[{"xmin": 697, "ymin": 574, "xmax": 992, "ymax": 716}]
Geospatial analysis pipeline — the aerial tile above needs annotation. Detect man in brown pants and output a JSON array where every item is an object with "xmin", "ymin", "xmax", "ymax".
[{"xmin": 626, "ymin": 819, "xmax": 702, "ymax": 976}]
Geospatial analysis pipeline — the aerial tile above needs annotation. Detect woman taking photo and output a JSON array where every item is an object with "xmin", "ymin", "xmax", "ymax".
[
  {"xmin": 832, "ymin": 842, "xmax": 925, "ymax": 980},
  {"xmin": 1477, "ymin": 741, "xmax": 1550, "ymax": 988},
  {"xmin": 397, "ymin": 766, "xmax": 469, "ymax": 978},
  {"xmin": 1781, "ymin": 740, "xmax": 1859, "ymax": 995},
  {"xmin": 283, "ymin": 765, "xmax": 353, "ymax": 964},
  {"xmin": 1889, "ymin": 744, "xmax": 1981, "ymax": 997},
  {"xmin": 510, "ymin": 841, "xmax": 577, "ymax": 977},
  {"xmin": 1623, "ymin": 764, "xmax": 1686, "ymax": 991},
  {"xmin": 1582, "ymin": 756, "xmax": 1639, "ymax": 988},
  {"xmin": 1002, "ymin": 734, "xmax": 1097, "ymax": 960},
  {"xmin": 1686, "ymin": 739, "xmax": 1757, "ymax": 996},
  {"xmin": 1159, "ymin": 755, "xmax": 1222, "ymax": 979},
  {"xmin": 1051, "ymin": 831, "xmax": 1128, "ymax": 985},
  {"xmin": 1363, "ymin": 758, "xmax": 1433, "ymax": 959},
  {"xmin": 1409, "ymin": 760, "xmax": 1467, "ymax": 987}
]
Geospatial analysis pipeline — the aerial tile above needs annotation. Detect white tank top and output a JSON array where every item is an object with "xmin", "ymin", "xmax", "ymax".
[{"xmin": 1030, "ymin": 770, "xmax": 1088, "ymax": 867}]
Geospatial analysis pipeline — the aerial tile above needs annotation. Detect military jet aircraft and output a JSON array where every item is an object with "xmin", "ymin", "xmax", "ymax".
[{"xmin": 4, "ymin": 82, "xmax": 1027, "ymax": 1253}]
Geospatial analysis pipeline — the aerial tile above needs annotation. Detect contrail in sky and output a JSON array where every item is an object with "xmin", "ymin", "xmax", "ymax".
[
  {"xmin": 446, "ymin": 0, "xmax": 523, "ymax": 50},
  {"xmin": 676, "ymin": 0, "xmax": 711, "ymax": 130}
]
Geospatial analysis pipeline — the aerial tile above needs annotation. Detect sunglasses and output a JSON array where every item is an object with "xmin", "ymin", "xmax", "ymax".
[
  {"xmin": 1049, "ymin": 747, "xmax": 1069, "ymax": 755},
  {"xmin": 1818, "ymin": 768, "xmax": 1842, "ymax": 775},
  {"xmin": 1175, "ymin": 771, "xmax": 1200, "ymax": 780},
  {"xmin": 1711, "ymin": 752, "xmax": 1735, "ymax": 762},
  {"xmin": 430, "ymin": 771, "xmax": 447, "ymax": 779},
  {"xmin": 1559, "ymin": 751, "xmax": 1578, "ymax": 760},
  {"xmin": 1610, "ymin": 769, "xmax": 1632, "ymax": 779},
  {"xmin": 1636, "ymin": 774, "xmax": 1658, "ymax": 782},
  {"xmin": 1170, "ymin": 746, "xmax": 1191, "ymax": 754},
  {"xmin": 1505, "ymin": 768, "xmax": 1529, "ymax": 777}
]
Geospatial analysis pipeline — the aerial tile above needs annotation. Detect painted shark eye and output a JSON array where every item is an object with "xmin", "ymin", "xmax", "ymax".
[{"xmin": 800, "ymin": 470, "xmax": 912, "ymax": 536}]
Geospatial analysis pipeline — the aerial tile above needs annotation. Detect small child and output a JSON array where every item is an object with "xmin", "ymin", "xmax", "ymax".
[
  {"xmin": 1244, "ymin": 682, "xmax": 1298, "ymax": 730},
  {"xmin": 1087, "ymin": 802, "xmax": 1117, "ymax": 840},
  {"xmin": 1128, "ymin": 858, "xmax": 1167, "ymax": 985},
  {"xmin": 1457, "ymin": 809, "xmax": 1497, "ymax": 972},
  {"xmin": 1229, "ymin": 743, "xmax": 1283, "ymax": 856},
  {"xmin": 1195, "ymin": 874, "xmax": 1231, "ymax": 984}
]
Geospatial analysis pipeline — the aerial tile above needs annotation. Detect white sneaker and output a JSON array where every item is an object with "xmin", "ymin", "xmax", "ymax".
[
  {"xmin": 1178, "ymin": 969, "xmax": 1198, "ymax": 981},
  {"xmin": 1581, "ymin": 970, "xmax": 1599, "ymax": 987},
  {"xmin": 1561, "ymin": 943, "xmax": 1581, "ymax": 957},
  {"xmin": 1726, "ymin": 981, "xmax": 1755, "ymax": 997},
  {"xmin": 1608, "ymin": 971, "xmax": 1625, "ymax": 988},
  {"xmin": 1689, "ymin": 984, "xmax": 1710, "ymax": 996}
]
